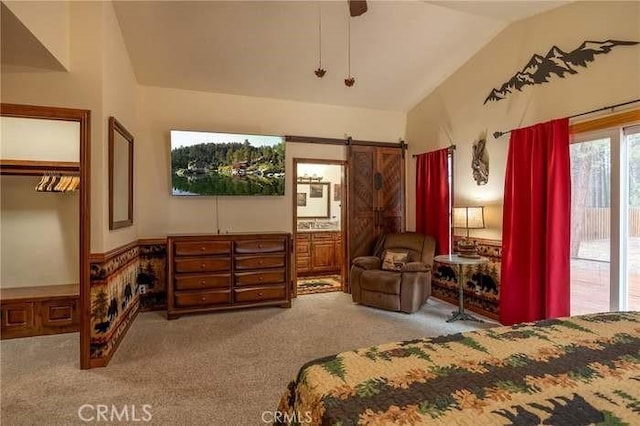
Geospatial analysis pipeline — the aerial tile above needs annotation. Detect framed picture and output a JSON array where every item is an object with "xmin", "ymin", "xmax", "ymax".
[
  {"xmin": 297, "ymin": 192, "xmax": 307, "ymax": 207},
  {"xmin": 334, "ymin": 183, "xmax": 341, "ymax": 201},
  {"xmin": 309, "ymin": 183, "xmax": 324, "ymax": 198}
]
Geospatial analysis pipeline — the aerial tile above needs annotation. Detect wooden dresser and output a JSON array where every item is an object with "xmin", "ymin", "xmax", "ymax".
[
  {"xmin": 296, "ymin": 231, "xmax": 342, "ymax": 276},
  {"xmin": 167, "ymin": 233, "xmax": 291, "ymax": 319}
]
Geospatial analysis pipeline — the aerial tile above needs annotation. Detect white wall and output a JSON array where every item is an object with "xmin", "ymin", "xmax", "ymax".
[
  {"xmin": 1, "ymin": 1, "xmax": 139, "ymax": 253},
  {"xmin": 2, "ymin": 0, "xmax": 70, "ymax": 70},
  {"xmin": 406, "ymin": 1, "xmax": 640, "ymax": 240},
  {"xmin": 101, "ymin": 1, "xmax": 138, "ymax": 250},
  {"xmin": 1, "ymin": 176, "xmax": 79, "ymax": 288},
  {"xmin": 136, "ymin": 85, "xmax": 404, "ymax": 237}
]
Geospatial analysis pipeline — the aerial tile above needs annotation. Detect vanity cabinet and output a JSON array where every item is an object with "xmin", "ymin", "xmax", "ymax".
[
  {"xmin": 296, "ymin": 231, "xmax": 342, "ymax": 276},
  {"xmin": 167, "ymin": 233, "xmax": 291, "ymax": 319}
]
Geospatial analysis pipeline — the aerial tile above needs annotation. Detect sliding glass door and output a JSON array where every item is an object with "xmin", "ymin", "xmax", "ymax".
[
  {"xmin": 625, "ymin": 125, "xmax": 640, "ymax": 310},
  {"xmin": 570, "ymin": 134, "xmax": 613, "ymax": 315},
  {"xmin": 570, "ymin": 122, "xmax": 639, "ymax": 314}
]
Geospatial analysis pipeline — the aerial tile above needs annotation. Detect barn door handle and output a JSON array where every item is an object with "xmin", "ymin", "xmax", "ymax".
[{"xmin": 374, "ymin": 173, "xmax": 383, "ymax": 190}]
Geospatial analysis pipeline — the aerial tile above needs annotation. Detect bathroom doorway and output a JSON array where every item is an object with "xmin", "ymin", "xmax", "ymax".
[{"xmin": 292, "ymin": 159, "xmax": 347, "ymax": 297}]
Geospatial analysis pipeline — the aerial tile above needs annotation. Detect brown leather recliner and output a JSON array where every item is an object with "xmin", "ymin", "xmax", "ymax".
[{"xmin": 350, "ymin": 232, "xmax": 436, "ymax": 313}]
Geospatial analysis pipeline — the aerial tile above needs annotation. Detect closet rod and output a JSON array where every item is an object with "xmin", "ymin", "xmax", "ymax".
[
  {"xmin": 411, "ymin": 144, "xmax": 456, "ymax": 158},
  {"xmin": 0, "ymin": 159, "xmax": 80, "ymax": 176},
  {"xmin": 492, "ymin": 98, "xmax": 640, "ymax": 139}
]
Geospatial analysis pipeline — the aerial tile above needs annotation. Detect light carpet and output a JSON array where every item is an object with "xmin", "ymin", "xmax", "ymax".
[{"xmin": 1, "ymin": 293, "xmax": 496, "ymax": 425}]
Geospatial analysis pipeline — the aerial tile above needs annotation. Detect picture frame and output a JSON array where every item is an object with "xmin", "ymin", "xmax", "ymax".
[
  {"xmin": 297, "ymin": 192, "xmax": 307, "ymax": 207},
  {"xmin": 309, "ymin": 183, "xmax": 324, "ymax": 198}
]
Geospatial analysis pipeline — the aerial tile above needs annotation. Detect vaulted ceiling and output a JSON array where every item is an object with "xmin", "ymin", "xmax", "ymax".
[{"xmin": 113, "ymin": 1, "xmax": 567, "ymax": 112}]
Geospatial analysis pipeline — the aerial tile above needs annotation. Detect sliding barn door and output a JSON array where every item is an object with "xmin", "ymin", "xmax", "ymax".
[
  {"xmin": 377, "ymin": 147, "xmax": 405, "ymax": 235},
  {"xmin": 348, "ymin": 145, "xmax": 405, "ymax": 274},
  {"xmin": 349, "ymin": 145, "xmax": 377, "ymax": 261}
]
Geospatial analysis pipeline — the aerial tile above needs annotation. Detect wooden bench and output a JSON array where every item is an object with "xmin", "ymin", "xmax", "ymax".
[{"xmin": 1, "ymin": 284, "xmax": 79, "ymax": 339}]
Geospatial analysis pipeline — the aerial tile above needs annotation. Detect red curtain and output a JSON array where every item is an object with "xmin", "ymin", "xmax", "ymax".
[
  {"xmin": 416, "ymin": 148, "xmax": 450, "ymax": 255},
  {"xmin": 500, "ymin": 118, "xmax": 571, "ymax": 325}
]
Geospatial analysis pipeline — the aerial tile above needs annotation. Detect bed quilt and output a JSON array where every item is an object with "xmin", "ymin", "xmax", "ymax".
[{"xmin": 277, "ymin": 312, "xmax": 640, "ymax": 425}]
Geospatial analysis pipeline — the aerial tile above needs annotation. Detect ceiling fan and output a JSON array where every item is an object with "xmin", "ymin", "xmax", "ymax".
[{"xmin": 348, "ymin": 0, "xmax": 368, "ymax": 17}]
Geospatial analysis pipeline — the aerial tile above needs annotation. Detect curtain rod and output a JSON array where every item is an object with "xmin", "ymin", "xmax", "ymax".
[
  {"xmin": 493, "ymin": 98, "xmax": 640, "ymax": 139},
  {"xmin": 411, "ymin": 144, "xmax": 456, "ymax": 158}
]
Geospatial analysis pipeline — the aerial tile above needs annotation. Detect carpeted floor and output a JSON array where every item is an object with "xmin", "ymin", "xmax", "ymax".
[
  {"xmin": 297, "ymin": 275, "xmax": 342, "ymax": 295},
  {"xmin": 1, "ymin": 293, "xmax": 496, "ymax": 425}
]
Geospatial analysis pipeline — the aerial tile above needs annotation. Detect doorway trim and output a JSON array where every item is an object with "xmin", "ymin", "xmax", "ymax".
[
  {"xmin": 0, "ymin": 103, "xmax": 91, "ymax": 369},
  {"xmin": 292, "ymin": 158, "xmax": 348, "ymax": 298}
]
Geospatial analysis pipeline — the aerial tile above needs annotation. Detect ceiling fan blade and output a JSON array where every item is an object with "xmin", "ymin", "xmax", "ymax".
[{"xmin": 348, "ymin": 0, "xmax": 368, "ymax": 17}]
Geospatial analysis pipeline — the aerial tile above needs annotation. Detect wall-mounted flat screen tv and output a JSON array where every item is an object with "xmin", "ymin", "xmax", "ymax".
[{"xmin": 170, "ymin": 130, "xmax": 285, "ymax": 196}]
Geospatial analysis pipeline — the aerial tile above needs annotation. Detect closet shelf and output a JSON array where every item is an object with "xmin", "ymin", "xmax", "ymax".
[
  {"xmin": 0, "ymin": 159, "xmax": 80, "ymax": 176},
  {"xmin": 0, "ymin": 283, "xmax": 79, "ymax": 301}
]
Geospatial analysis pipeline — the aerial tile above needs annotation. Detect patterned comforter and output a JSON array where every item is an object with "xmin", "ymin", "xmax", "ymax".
[{"xmin": 277, "ymin": 312, "xmax": 640, "ymax": 425}]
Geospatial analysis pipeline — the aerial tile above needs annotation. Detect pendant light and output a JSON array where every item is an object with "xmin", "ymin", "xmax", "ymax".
[
  {"xmin": 314, "ymin": 6, "xmax": 326, "ymax": 78},
  {"xmin": 344, "ymin": 16, "xmax": 355, "ymax": 87}
]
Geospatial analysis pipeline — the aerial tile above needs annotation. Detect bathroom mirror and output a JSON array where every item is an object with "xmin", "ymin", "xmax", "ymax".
[
  {"xmin": 109, "ymin": 117, "xmax": 133, "ymax": 230},
  {"xmin": 296, "ymin": 182, "xmax": 330, "ymax": 218}
]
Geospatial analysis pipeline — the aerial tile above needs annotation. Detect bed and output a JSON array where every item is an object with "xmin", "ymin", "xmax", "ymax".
[{"xmin": 276, "ymin": 312, "xmax": 640, "ymax": 425}]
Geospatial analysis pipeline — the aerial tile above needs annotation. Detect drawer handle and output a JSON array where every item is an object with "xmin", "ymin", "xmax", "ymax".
[
  {"xmin": 200, "ymin": 263, "xmax": 206, "ymax": 268},
  {"xmin": 201, "ymin": 297, "xmax": 207, "ymax": 302},
  {"xmin": 200, "ymin": 246, "xmax": 206, "ymax": 251},
  {"xmin": 200, "ymin": 280, "xmax": 206, "ymax": 285},
  {"xmin": 258, "ymin": 243, "xmax": 263, "ymax": 248},
  {"xmin": 258, "ymin": 292, "xmax": 264, "ymax": 297},
  {"xmin": 258, "ymin": 261, "xmax": 263, "ymax": 265},
  {"xmin": 258, "ymin": 276, "xmax": 263, "ymax": 281}
]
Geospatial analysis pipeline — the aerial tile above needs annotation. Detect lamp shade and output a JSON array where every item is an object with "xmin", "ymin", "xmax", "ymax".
[{"xmin": 453, "ymin": 206, "xmax": 485, "ymax": 229}]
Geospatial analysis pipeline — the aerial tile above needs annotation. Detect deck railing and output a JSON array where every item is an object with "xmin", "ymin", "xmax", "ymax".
[{"xmin": 575, "ymin": 208, "xmax": 640, "ymax": 240}]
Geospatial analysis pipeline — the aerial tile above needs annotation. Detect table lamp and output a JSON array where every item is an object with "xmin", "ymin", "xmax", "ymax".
[{"xmin": 453, "ymin": 206, "xmax": 485, "ymax": 258}]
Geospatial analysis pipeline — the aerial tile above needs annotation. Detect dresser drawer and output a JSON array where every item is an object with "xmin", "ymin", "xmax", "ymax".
[
  {"xmin": 40, "ymin": 299, "xmax": 78, "ymax": 329},
  {"xmin": 1, "ymin": 302, "xmax": 35, "ymax": 337},
  {"xmin": 175, "ymin": 290, "xmax": 231, "ymax": 307},
  {"xmin": 234, "ymin": 286, "xmax": 285, "ymax": 303},
  {"xmin": 235, "ymin": 239, "xmax": 286, "ymax": 254},
  {"xmin": 175, "ymin": 273, "xmax": 231, "ymax": 290},
  {"xmin": 235, "ymin": 270, "xmax": 285, "ymax": 286},
  {"xmin": 235, "ymin": 254, "xmax": 285, "ymax": 270},
  {"xmin": 174, "ymin": 240, "xmax": 231, "ymax": 256},
  {"xmin": 174, "ymin": 257, "xmax": 230, "ymax": 273},
  {"xmin": 296, "ymin": 233, "xmax": 310, "ymax": 242}
]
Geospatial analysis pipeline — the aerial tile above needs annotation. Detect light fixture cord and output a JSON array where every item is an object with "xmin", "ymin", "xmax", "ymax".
[
  {"xmin": 347, "ymin": 17, "xmax": 351, "ymax": 76},
  {"xmin": 318, "ymin": 6, "xmax": 322, "ymax": 67}
]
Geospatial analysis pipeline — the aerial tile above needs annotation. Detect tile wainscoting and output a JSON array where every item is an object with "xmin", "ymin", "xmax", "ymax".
[{"xmin": 432, "ymin": 237, "xmax": 502, "ymax": 321}]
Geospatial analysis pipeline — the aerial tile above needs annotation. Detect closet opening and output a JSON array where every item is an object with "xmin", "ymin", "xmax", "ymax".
[
  {"xmin": 292, "ymin": 159, "xmax": 347, "ymax": 297},
  {"xmin": 0, "ymin": 104, "xmax": 91, "ymax": 369}
]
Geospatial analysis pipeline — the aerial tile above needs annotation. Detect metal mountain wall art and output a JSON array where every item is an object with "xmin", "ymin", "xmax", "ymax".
[{"xmin": 484, "ymin": 40, "xmax": 639, "ymax": 104}]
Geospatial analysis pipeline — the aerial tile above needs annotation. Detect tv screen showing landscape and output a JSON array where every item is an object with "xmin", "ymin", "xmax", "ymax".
[{"xmin": 170, "ymin": 130, "xmax": 285, "ymax": 196}]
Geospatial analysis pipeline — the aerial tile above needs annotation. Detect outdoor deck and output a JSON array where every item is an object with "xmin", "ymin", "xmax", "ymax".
[{"xmin": 570, "ymin": 238, "xmax": 640, "ymax": 314}]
